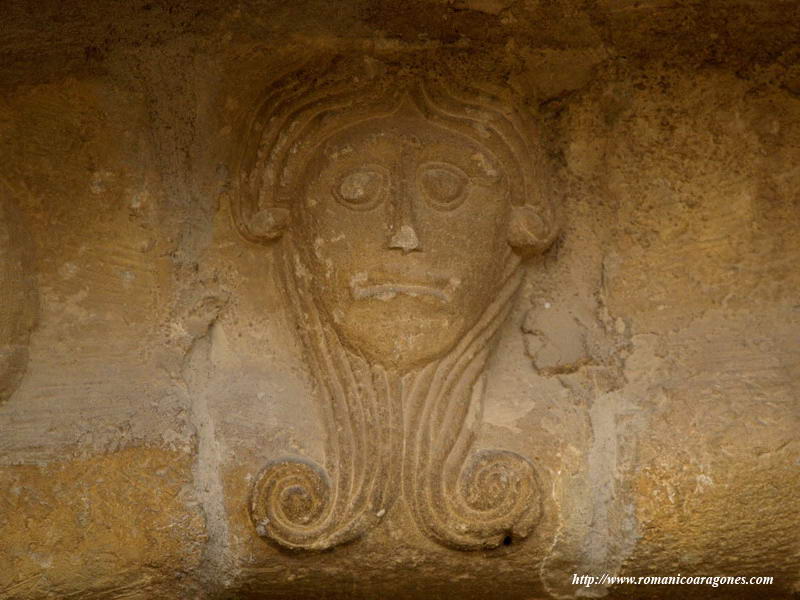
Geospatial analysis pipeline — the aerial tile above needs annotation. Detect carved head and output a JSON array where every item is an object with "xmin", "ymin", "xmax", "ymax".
[
  {"xmin": 0, "ymin": 197, "xmax": 37, "ymax": 403},
  {"xmin": 234, "ymin": 56, "xmax": 558, "ymax": 371}
]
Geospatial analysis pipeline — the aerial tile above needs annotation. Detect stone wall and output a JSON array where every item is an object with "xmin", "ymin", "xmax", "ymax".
[{"xmin": 1, "ymin": 1, "xmax": 798, "ymax": 599}]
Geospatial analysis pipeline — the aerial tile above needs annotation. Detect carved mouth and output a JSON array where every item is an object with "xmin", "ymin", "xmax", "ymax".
[{"xmin": 349, "ymin": 274, "xmax": 460, "ymax": 302}]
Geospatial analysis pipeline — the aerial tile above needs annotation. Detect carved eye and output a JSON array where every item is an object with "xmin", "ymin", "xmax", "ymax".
[
  {"xmin": 333, "ymin": 166, "xmax": 387, "ymax": 211},
  {"xmin": 418, "ymin": 163, "xmax": 468, "ymax": 211}
]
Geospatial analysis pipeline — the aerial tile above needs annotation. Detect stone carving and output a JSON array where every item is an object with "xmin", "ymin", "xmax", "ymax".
[
  {"xmin": 233, "ymin": 56, "xmax": 559, "ymax": 551},
  {"xmin": 0, "ymin": 196, "xmax": 38, "ymax": 404}
]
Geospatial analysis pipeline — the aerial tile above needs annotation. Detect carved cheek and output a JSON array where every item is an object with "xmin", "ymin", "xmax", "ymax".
[
  {"xmin": 300, "ymin": 178, "xmax": 348, "ymax": 234},
  {"xmin": 428, "ymin": 185, "xmax": 509, "ymax": 250}
]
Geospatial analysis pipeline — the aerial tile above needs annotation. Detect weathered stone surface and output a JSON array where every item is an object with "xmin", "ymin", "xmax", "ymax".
[
  {"xmin": 0, "ymin": 197, "xmax": 37, "ymax": 405},
  {"xmin": 0, "ymin": 449, "xmax": 205, "ymax": 599},
  {"xmin": 0, "ymin": 1, "xmax": 798, "ymax": 599}
]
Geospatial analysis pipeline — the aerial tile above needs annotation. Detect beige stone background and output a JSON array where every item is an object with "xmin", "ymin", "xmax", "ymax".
[{"xmin": 0, "ymin": 1, "xmax": 798, "ymax": 598}]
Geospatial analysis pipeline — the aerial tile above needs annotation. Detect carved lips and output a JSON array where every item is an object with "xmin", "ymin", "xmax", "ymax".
[{"xmin": 349, "ymin": 272, "xmax": 461, "ymax": 303}]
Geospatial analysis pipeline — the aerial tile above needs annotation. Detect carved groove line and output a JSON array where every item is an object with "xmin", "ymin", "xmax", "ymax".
[
  {"xmin": 0, "ymin": 194, "xmax": 38, "ymax": 405},
  {"xmin": 402, "ymin": 260, "xmax": 540, "ymax": 550},
  {"xmin": 249, "ymin": 240, "xmax": 402, "ymax": 550}
]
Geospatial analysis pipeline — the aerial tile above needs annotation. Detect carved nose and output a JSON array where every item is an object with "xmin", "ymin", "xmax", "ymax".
[{"xmin": 389, "ymin": 224, "xmax": 421, "ymax": 254}]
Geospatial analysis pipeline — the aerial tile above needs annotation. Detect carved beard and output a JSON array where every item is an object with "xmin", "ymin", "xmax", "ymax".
[{"xmin": 249, "ymin": 237, "xmax": 542, "ymax": 551}]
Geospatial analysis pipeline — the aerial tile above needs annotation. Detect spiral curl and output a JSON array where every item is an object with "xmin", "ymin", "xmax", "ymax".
[
  {"xmin": 249, "ymin": 459, "xmax": 332, "ymax": 550},
  {"xmin": 457, "ymin": 450, "xmax": 542, "ymax": 542}
]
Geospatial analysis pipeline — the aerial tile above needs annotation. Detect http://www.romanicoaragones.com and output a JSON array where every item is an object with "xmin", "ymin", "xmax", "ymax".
[{"xmin": 572, "ymin": 574, "xmax": 774, "ymax": 588}]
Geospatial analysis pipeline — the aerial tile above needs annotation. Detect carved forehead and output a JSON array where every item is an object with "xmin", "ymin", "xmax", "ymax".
[
  {"xmin": 315, "ymin": 113, "xmax": 506, "ymax": 175},
  {"xmin": 320, "ymin": 112, "xmax": 493, "ymax": 149},
  {"xmin": 280, "ymin": 88, "xmax": 527, "ymax": 189}
]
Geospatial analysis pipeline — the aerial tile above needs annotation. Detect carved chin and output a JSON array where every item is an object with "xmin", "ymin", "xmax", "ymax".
[{"xmin": 334, "ymin": 301, "xmax": 466, "ymax": 371}]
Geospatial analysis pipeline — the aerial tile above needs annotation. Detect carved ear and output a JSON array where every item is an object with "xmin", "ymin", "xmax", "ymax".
[
  {"xmin": 247, "ymin": 207, "xmax": 291, "ymax": 242},
  {"xmin": 230, "ymin": 182, "xmax": 291, "ymax": 243},
  {"xmin": 508, "ymin": 204, "xmax": 559, "ymax": 257}
]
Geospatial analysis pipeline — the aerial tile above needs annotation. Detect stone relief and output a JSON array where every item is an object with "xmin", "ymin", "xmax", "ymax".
[
  {"xmin": 232, "ymin": 56, "xmax": 559, "ymax": 552},
  {"xmin": 0, "ymin": 195, "xmax": 38, "ymax": 404}
]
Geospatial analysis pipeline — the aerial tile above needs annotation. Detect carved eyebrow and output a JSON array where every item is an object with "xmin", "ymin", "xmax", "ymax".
[
  {"xmin": 416, "ymin": 142, "xmax": 505, "ymax": 181},
  {"xmin": 421, "ymin": 157, "xmax": 504, "ymax": 186}
]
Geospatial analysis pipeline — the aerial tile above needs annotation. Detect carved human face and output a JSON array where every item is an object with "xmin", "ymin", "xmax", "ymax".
[{"xmin": 291, "ymin": 108, "xmax": 516, "ymax": 371}]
